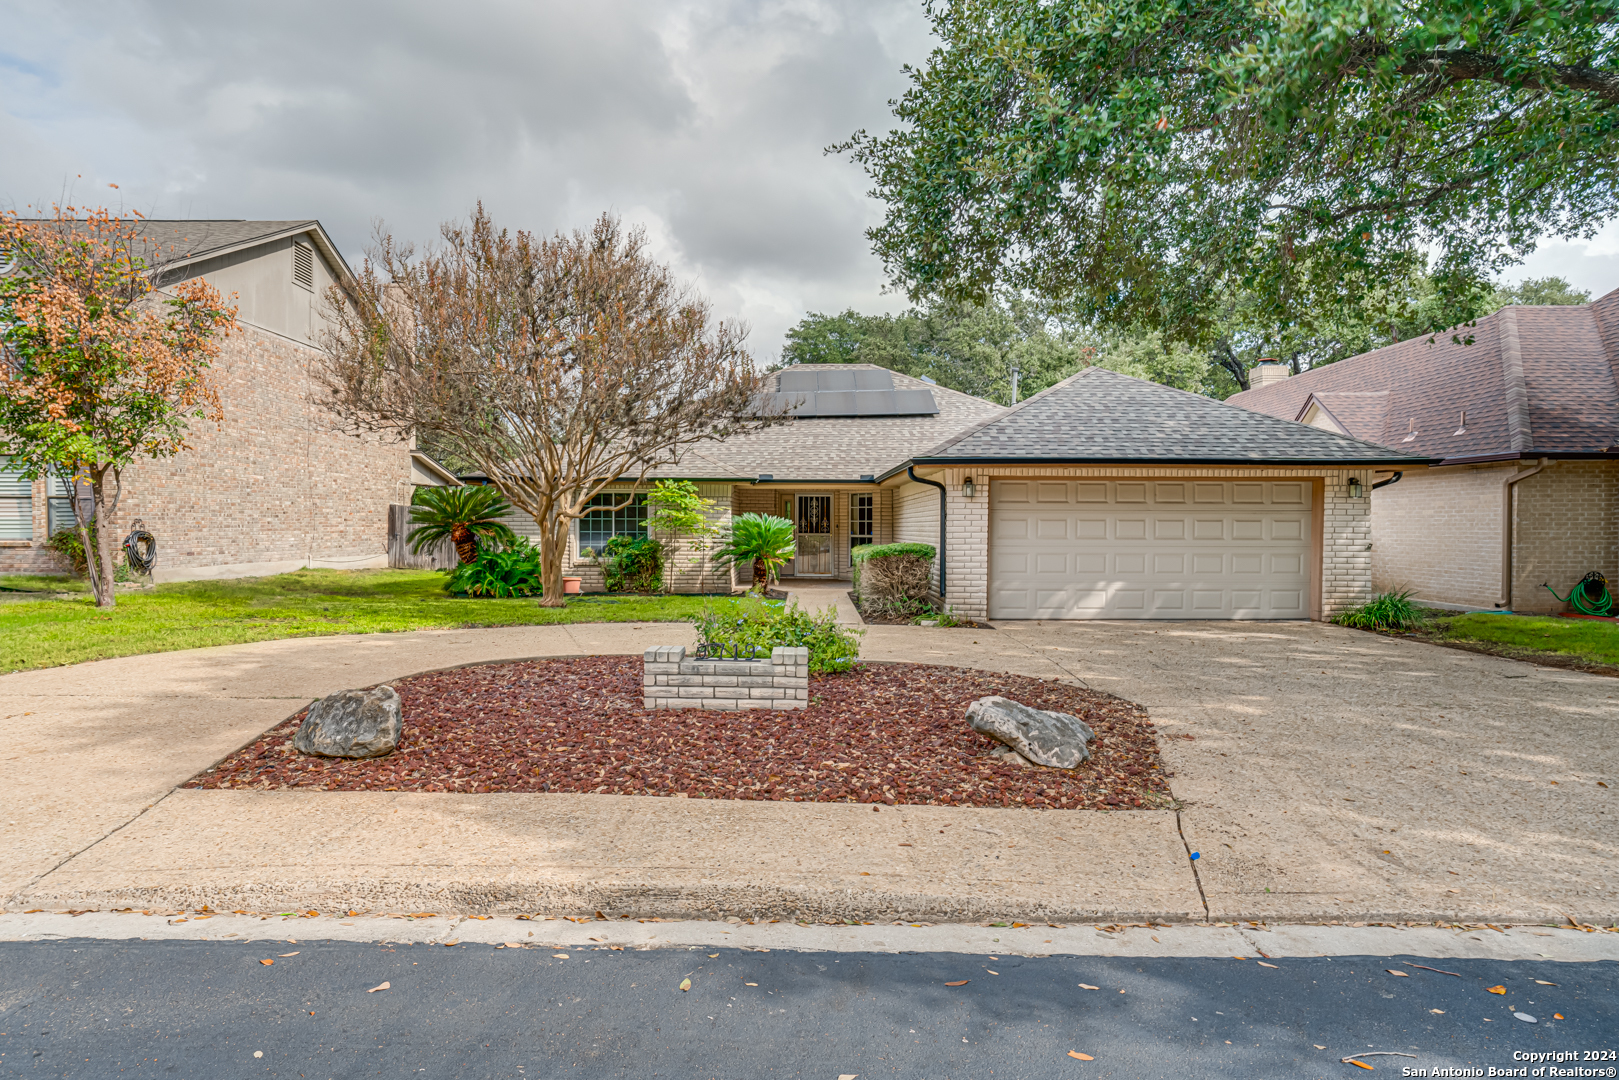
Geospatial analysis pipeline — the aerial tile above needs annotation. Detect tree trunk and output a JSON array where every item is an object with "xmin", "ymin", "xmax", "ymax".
[
  {"xmin": 537, "ymin": 514, "xmax": 568, "ymax": 607},
  {"xmin": 90, "ymin": 465, "xmax": 118, "ymax": 610},
  {"xmin": 451, "ymin": 524, "xmax": 477, "ymax": 565},
  {"xmin": 752, "ymin": 557, "xmax": 767, "ymax": 593}
]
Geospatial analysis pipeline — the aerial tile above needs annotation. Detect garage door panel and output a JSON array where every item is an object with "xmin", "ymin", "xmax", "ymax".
[
  {"xmin": 1035, "ymin": 518, "xmax": 1067, "ymax": 539},
  {"xmin": 996, "ymin": 516, "xmax": 1030, "ymax": 539},
  {"xmin": 1232, "ymin": 519, "xmax": 1263, "ymax": 539},
  {"xmin": 995, "ymin": 552, "xmax": 1028, "ymax": 573},
  {"xmin": 990, "ymin": 478, "xmax": 1313, "ymax": 620}
]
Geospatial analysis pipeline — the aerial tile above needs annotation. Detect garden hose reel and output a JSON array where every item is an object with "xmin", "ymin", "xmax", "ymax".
[
  {"xmin": 1543, "ymin": 571, "xmax": 1613, "ymax": 617},
  {"xmin": 123, "ymin": 519, "xmax": 156, "ymax": 577}
]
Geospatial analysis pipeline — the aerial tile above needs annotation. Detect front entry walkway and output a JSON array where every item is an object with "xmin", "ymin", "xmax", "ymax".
[{"xmin": 1, "ymin": 619, "xmax": 1613, "ymax": 925}]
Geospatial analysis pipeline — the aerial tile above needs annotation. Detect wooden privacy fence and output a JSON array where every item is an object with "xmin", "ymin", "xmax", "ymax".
[{"xmin": 387, "ymin": 504, "xmax": 457, "ymax": 570}]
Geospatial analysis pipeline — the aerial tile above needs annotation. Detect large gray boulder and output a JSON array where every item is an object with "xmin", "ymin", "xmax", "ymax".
[
  {"xmin": 966, "ymin": 695, "xmax": 1095, "ymax": 769},
  {"xmin": 293, "ymin": 686, "xmax": 402, "ymax": 759}
]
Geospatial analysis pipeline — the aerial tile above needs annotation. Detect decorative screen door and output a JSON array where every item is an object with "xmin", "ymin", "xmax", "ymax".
[{"xmin": 794, "ymin": 494, "xmax": 833, "ymax": 576}]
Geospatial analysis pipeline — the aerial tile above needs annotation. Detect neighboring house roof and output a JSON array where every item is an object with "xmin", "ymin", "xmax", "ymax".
[
  {"xmin": 1228, "ymin": 288, "xmax": 1619, "ymax": 462},
  {"xmin": 2, "ymin": 218, "xmax": 353, "ymax": 284},
  {"xmin": 896, "ymin": 365, "xmax": 1427, "ymax": 473},
  {"xmin": 654, "ymin": 364, "xmax": 1006, "ymax": 482}
]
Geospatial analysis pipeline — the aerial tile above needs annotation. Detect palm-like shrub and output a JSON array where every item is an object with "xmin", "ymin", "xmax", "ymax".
[
  {"xmin": 444, "ymin": 537, "xmax": 543, "ymax": 598},
  {"xmin": 711, "ymin": 513, "xmax": 796, "ymax": 592},
  {"xmin": 409, "ymin": 484, "xmax": 518, "ymax": 565}
]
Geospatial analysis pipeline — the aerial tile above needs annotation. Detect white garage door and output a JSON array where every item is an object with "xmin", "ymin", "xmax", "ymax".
[{"xmin": 990, "ymin": 479, "xmax": 1312, "ymax": 620}]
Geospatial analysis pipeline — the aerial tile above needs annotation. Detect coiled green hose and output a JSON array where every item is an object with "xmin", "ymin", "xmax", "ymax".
[{"xmin": 1543, "ymin": 572, "xmax": 1613, "ymax": 617}]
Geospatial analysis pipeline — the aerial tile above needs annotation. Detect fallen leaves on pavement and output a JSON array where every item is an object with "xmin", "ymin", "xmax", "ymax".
[
  {"xmin": 258, "ymin": 959, "xmax": 273, "ymax": 966},
  {"xmin": 367, "ymin": 981, "xmax": 390, "ymax": 993},
  {"xmin": 1487, "ymin": 985, "xmax": 1506, "ymax": 995},
  {"xmin": 1068, "ymin": 1051, "xmax": 1093, "ymax": 1060},
  {"xmin": 185, "ymin": 659, "xmax": 1167, "ymax": 810},
  {"xmin": 944, "ymin": 980, "xmax": 970, "ymax": 987},
  {"xmin": 679, "ymin": 978, "xmax": 692, "ymax": 992}
]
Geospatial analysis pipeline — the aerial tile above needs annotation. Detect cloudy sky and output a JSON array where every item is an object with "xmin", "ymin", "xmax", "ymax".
[{"xmin": 3, "ymin": 0, "xmax": 1617, "ymax": 361}]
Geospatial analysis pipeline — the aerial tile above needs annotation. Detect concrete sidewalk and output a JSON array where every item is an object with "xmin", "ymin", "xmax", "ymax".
[{"xmin": 1, "ymin": 618, "xmax": 1615, "ymax": 925}]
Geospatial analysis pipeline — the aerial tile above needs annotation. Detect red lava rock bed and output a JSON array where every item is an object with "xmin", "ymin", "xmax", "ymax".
[{"xmin": 186, "ymin": 658, "xmax": 1173, "ymax": 810}]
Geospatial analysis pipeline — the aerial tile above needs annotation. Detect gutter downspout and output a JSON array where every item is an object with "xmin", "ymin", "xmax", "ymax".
[
  {"xmin": 1498, "ymin": 459, "xmax": 1549, "ymax": 609},
  {"xmin": 1372, "ymin": 471, "xmax": 1402, "ymax": 490},
  {"xmin": 907, "ymin": 465, "xmax": 947, "ymax": 598}
]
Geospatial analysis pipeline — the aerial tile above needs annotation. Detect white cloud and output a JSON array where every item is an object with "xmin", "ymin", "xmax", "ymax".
[{"xmin": 0, "ymin": 0, "xmax": 931, "ymax": 359}]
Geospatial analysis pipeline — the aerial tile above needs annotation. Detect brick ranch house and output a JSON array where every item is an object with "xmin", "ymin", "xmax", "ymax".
[
  {"xmin": 0, "ymin": 220, "xmax": 415, "ymax": 581},
  {"xmin": 525, "ymin": 363, "xmax": 1422, "ymax": 621},
  {"xmin": 1230, "ymin": 287, "xmax": 1619, "ymax": 614}
]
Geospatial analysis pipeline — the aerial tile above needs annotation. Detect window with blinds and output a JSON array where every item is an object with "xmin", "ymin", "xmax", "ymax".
[
  {"xmin": 578, "ymin": 493, "xmax": 647, "ymax": 552},
  {"xmin": 292, "ymin": 242, "xmax": 315, "ymax": 290},
  {"xmin": 0, "ymin": 458, "xmax": 33, "ymax": 540},
  {"xmin": 47, "ymin": 475, "xmax": 88, "ymax": 536}
]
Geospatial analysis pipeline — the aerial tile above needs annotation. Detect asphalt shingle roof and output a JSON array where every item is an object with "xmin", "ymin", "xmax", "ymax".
[
  {"xmin": 652, "ymin": 364, "xmax": 1006, "ymax": 481},
  {"xmin": 1229, "ymin": 288, "xmax": 1619, "ymax": 459},
  {"xmin": 908, "ymin": 366, "xmax": 1427, "ymax": 467}
]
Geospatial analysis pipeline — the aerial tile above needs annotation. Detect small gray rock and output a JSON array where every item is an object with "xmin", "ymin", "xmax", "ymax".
[
  {"xmin": 967, "ymin": 695, "xmax": 1095, "ymax": 769},
  {"xmin": 1513, "ymin": 1012, "xmax": 1537, "ymax": 1024},
  {"xmin": 293, "ymin": 686, "xmax": 402, "ymax": 758}
]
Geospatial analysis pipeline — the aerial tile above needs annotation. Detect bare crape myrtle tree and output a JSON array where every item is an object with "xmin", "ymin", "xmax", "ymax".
[{"xmin": 318, "ymin": 205, "xmax": 781, "ymax": 605}]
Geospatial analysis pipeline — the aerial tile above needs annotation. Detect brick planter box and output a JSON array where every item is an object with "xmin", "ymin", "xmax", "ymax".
[{"xmin": 642, "ymin": 646, "xmax": 809, "ymax": 710}]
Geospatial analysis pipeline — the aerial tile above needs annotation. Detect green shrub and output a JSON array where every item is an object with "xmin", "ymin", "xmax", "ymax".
[
  {"xmin": 595, "ymin": 534, "xmax": 664, "ymax": 593},
  {"xmin": 1333, "ymin": 589, "xmax": 1423, "ymax": 631},
  {"xmin": 46, "ymin": 524, "xmax": 137, "ymax": 581},
  {"xmin": 690, "ymin": 598, "xmax": 864, "ymax": 674},
  {"xmin": 445, "ymin": 538, "xmax": 543, "ymax": 597}
]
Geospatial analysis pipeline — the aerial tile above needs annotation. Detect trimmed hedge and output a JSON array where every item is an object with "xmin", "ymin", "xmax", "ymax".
[{"xmin": 850, "ymin": 542, "xmax": 936, "ymax": 564}]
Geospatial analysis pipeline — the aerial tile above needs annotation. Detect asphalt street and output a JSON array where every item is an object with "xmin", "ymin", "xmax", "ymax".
[{"xmin": 1, "ymin": 940, "xmax": 1613, "ymax": 1079}]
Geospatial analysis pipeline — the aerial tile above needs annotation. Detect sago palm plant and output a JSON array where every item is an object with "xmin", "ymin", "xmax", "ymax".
[
  {"xmin": 409, "ymin": 484, "xmax": 519, "ymax": 565},
  {"xmin": 712, "ymin": 512, "xmax": 796, "ymax": 592}
]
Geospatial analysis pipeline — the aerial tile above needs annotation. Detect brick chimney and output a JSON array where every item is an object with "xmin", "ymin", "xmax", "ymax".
[{"xmin": 1250, "ymin": 359, "xmax": 1290, "ymax": 390}]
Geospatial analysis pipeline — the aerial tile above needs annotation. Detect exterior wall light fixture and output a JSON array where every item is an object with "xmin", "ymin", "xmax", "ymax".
[
  {"xmin": 1347, "ymin": 477, "xmax": 1363, "ymax": 498},
  {"xmin": 962, "ymin": 477, "xmax": 976, "ymax": 498}
]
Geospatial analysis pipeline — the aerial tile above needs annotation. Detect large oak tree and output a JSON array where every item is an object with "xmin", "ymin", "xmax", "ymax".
[
  {"xmin": 843, "ymin": 0, "xmax": 1618, "ymax": 346},
  {"xmin": 319, "ymin": 207, "xmax": 776, "ymax": 605}
]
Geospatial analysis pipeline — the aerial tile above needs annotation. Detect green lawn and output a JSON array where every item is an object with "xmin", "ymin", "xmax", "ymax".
[
  {"xmin": 0, "ymin": 569, "xmax": 720, "ymax": 673},
  {"xmin": 1423, "ymin": 612, "xmax": 1619, "ymax": 668}
]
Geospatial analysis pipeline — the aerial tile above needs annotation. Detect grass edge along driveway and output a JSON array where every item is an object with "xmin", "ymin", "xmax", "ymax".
[
  {"xmin": 1396, "ymin": 610, "xmax": 1619, "ymax": 671},
  {"xmin": 0, "ymin": 568, "xmax": 723, "ymax": 673}
]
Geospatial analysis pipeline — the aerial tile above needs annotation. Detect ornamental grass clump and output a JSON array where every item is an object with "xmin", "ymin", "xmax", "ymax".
[
  {"xmin": 1333, "ymin": 589, "xmax": 1423, "ymax": 632},
  {"xmin": 851, "ymin": 542, "xmax": 936, "ymax": 611},
  {"xmin": 690, "ymin": 598, "xmax": 863, "ymax": 674}
]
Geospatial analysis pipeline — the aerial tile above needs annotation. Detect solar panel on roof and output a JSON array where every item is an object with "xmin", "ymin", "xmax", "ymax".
[{"xmin": 765, "ymin": 367, "xmax": 938, "ymax": 416}]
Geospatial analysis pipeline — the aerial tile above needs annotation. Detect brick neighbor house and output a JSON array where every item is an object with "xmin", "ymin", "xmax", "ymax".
[
  {"xmin": 1228, "ymin": 288, "xmax": 1619, "ymax": 614},
  {"xmin": 523, "ymin": 363, "xmax": 1422, "ymax": 621},
  {"xmin": 0, "ymin": 220, "xmax": 414, "ymax": 581}
]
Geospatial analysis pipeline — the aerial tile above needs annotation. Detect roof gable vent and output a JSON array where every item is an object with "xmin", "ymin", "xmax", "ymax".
[{"xmin": 292, "ymin": 242, "xmax": 314, "ymax": 290}]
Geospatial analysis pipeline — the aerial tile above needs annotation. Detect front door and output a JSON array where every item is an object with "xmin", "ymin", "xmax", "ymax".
[{"xmin": 794, "ymin": 494, "xmax": 833, "ymax": 577}]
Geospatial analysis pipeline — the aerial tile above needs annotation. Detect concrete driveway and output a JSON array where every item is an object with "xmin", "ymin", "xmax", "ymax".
[
  {"xmin": 1, "ymin": 617, "xmax": 1613, "ymax": 925},
  {"xmin": 863, "ymin": 619, "xmax": 1619, "ymax": 925}
]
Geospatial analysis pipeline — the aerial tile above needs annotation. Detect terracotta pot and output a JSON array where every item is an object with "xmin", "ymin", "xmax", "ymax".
[{"xmin": 563, "ymin": 576, "xmax": 582, "ymax": 595}]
